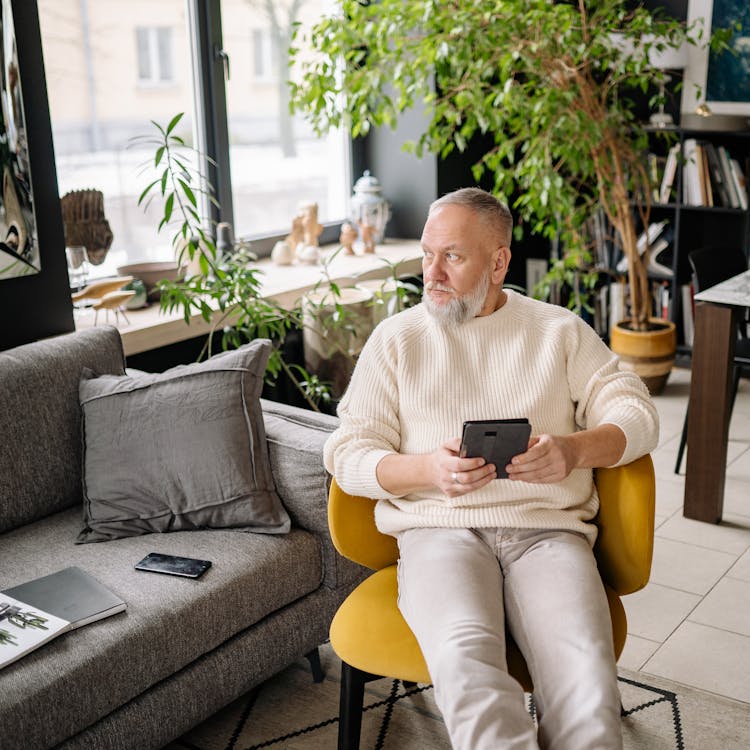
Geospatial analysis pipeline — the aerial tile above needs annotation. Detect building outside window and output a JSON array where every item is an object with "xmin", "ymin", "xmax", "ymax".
[
  {"xmin": 136, "ymin": 27, "xmax": 175, "ymax": 85},
  {"xmin": 251, "ymin": 28, "xmax": 274, "ymax": 82},
  {"xmin": 37, "ymin": 0, "xmax": 349, "ymax": 279}
]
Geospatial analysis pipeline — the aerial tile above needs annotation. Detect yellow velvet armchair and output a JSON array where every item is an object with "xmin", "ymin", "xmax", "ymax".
[{"xmin": 327, "ymin": 454, "xmax": 655, "ymax": 750}]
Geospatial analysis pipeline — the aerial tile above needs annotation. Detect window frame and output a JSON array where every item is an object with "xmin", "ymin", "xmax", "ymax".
[{"xmin": 188, "ymin": 0, "xmax": 354, "ymax": 258}]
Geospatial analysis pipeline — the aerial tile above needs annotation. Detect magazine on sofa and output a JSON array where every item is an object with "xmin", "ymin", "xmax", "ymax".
[{"xmin": 0, "ymin": 567, "xmax": 126, "ymax": 669}]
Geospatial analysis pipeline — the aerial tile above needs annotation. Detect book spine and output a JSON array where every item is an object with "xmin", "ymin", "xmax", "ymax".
[
  {"xmin": 681, "ymin": 283, "xmax": 694, "ymax": 347},
  {"xmin": 660, "ymin": 143, "xmax": 679, "ymax": 204},
  {"xmin": 685, "ymin": 139, "xmax": 708, "ymax": 206},
  {"xmin": 718, "ymin": 146, "xmax": 740, "ymax": 208},
  {"xmin": 729, "ymin": 158, "xmax": 748, "ymax": 211},
  {"xmin": 704, "ymin": 142, "xmax": 731, "ymax": 208}
]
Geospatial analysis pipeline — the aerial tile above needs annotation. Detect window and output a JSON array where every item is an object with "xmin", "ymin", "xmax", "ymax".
[
  {"xmin": 37, "ymin": 0, "xmax": 349, "ymax": 280},
  {"xmin": 252, "ymin": 28, "xmax": 274, "ymax": 82},
  {"xmin": 221, "ymin": 0, "xmax": 348, "ymax": 240},
  {"xmin": 136, "ymin": 27, "xmax": 175, "ymax": 85}
]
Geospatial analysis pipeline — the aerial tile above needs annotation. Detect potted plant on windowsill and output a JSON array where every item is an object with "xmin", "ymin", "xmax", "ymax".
[
  {"xmin": 290, "ymin": 0, "xmax": 732, "ymax": 394},
  {"xmin": 132, "ymin": 114, "xmax": 420, "ymax": 411}
]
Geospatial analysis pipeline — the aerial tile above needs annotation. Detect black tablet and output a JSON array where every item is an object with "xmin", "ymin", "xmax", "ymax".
[{"xmin": 460, "ymin": 418, "xmax": 531, "ymax": 478}]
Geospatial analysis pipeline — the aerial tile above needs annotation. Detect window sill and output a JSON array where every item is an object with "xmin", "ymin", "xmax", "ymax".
[{"xmin": 74, "ymin": 239, "xmax": 422, "ymax": 356}]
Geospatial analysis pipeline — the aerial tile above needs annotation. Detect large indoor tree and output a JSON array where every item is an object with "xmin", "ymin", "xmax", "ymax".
[{"xmin": 290, "ymin": 0, "xmax": 730, "ymax": 331}]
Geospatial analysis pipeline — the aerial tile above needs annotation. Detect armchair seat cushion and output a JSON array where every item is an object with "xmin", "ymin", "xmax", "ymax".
[{"xmin": 330, "ymin": 554, "xmax": 627, "ymax": 693}]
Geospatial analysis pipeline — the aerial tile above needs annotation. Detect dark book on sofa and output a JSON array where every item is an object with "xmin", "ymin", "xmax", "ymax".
[{"xmin": 0, "ymin": 567, "xmax": 126, "ymax": 669}]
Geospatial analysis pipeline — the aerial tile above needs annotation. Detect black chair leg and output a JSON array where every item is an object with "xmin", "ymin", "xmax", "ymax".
[
  {"xmin": 339, "ymin": 662, "xmax": 367, "ymax": 750},
  {"xmin": 730, "ymin": 365, "xmax": 742, "ymax": 413},
  {"xmin": 305, "ymin": 647, "xmax": 325, "ymax": 683},
  {"xmin": 675, "ymin": 409, "xmax": 689, "ymax": 475}
]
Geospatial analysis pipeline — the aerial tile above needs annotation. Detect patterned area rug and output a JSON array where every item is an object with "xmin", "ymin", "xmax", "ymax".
[{"xmin": 166, "ymin": 644, "xmax": 750, "ymax": 750}]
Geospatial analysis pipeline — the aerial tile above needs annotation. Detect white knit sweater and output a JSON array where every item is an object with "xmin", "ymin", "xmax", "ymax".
[{"xmin": 323, "ymin": 290, "xmax": 659, "ymax": 543}]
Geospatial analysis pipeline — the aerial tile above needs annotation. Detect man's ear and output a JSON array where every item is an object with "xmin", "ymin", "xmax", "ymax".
[{"xmin": 492, "ymin": 246, "xmax": 511, "ymax": 284}]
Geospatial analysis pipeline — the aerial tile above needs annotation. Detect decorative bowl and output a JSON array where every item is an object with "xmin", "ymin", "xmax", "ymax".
[{"xmin": 117, "ymin": 261, "xmax": 186, "ymax": 301}]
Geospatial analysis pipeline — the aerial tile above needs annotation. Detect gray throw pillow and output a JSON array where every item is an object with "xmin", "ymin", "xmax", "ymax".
[{"xmin": 77, "ymin": 339, "xmax": 290, "ymax": 543}]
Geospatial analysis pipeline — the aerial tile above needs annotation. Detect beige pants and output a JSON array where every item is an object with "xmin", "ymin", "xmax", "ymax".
[{"xmin": 396, "ymin": 527, "xmax": 623, "ymax": 750}]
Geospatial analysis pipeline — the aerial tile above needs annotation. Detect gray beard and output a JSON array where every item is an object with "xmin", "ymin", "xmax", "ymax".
[{"xmin": 423, "ymin": 269, "xmax": 492, "ymax": 327}]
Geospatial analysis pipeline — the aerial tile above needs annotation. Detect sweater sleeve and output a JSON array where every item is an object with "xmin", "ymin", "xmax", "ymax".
[
  {"xmin": 567, "ymin": 318, "xmax": 659, "ymax": 466},
  {"xmin": 323, "ymin": 323, "xmax": 404, "ymax": 500}
]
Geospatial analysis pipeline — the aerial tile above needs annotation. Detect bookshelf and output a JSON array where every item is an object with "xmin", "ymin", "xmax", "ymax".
[{"xmin": 637, "ymin": 126, "xmax": 750, "ymax": 352}]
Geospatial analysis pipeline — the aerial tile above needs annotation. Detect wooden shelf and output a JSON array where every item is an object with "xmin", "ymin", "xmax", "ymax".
[{"xmin": 74, "ymin": 240, "xmax": 423, "ymax": 357}]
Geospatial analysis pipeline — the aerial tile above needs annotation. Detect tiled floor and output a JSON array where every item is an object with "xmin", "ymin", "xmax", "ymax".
[{"xmin": 619, "ymin": 366, "xmax": 750, "ymax": 704}]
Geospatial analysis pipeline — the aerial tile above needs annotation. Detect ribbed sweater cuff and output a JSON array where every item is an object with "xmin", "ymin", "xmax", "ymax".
[
  {"xmin": 344, "ymin": 448, "xmax": 397, "ymax": 500},
  {"xmin": 605, "ymin": 412, "xmax": 656, "ymax": 466}
]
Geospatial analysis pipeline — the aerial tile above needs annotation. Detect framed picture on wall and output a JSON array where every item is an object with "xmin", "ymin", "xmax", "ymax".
[
  {"xmin": 0, "ymin": 0, "xmax": 41, "ymax": 280},
  {"xmin": 682, "ymin": 0, "xmax": 750, "ymax": 118}
]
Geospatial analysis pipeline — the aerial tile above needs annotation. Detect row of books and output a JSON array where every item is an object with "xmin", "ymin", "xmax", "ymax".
[{"xmin": 653, "ymin": 141, "xmax": 749, "ymax": 209}]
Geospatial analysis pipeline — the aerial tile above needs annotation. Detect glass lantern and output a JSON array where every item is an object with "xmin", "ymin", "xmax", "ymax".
[{"xmin": 350, "ymin": 170, "xmax": 391, "ymax": 244}]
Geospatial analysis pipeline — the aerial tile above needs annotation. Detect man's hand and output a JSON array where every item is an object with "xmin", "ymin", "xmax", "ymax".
[
  {"xmin": 431, "ymin": 438, "xmax": 497, "ymax": 497},
  {"xmin": 375, "ymin": 438, "xmax": 496, "ymax": 497},
  {"xmin": 505, "ymin": 424, "xmax": 627, "ymax": 483},
  {"xmin": 505, "ymin": 434, "xmax": 576, "ymax": 483}
]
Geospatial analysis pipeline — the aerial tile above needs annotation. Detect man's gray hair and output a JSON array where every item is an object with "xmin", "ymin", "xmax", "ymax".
[{"xmin": 429, "ymin": 188, "xmax": 513, "ymax": 246}]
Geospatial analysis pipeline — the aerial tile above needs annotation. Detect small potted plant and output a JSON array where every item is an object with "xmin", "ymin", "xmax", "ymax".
[
  {"xmin": 133, "ymin": 114, "xmax": 418, "ymax": 409},
  {"xmin": 290, "ymin": 0, "xmax": 732, "ymax": 393}
]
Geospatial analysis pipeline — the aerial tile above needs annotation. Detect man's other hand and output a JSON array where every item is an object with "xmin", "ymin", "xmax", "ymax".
[{"xmin": 433, "ymin": 438, "xmax": 497, "ymax": 497}]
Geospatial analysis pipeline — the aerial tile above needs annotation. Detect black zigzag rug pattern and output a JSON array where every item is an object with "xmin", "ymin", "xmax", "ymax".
[{"xmin": 166, "ymin": 644, "xmax": 750, "ymax": 750}]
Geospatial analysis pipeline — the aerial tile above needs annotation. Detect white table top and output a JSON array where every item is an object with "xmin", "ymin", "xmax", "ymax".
[{"xmin": 693, "ymin": 269, "xmax": 750, "ymax": 307}]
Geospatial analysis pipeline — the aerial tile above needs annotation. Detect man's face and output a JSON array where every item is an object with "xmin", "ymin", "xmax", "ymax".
[{"xmin": 420, "ymin": 204, "xmax": 507, "ymax": 324}]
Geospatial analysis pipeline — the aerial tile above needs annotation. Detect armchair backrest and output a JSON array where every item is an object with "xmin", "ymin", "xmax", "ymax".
[
  {"xmin": 328, "ymin": 479, "xmax": 397, "ymax": 570},
  {"xmin": 329, "ymin": 453, "xmax": 655, "ymax": 595}
]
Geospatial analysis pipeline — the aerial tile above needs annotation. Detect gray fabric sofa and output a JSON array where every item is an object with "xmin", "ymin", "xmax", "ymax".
[{"xmin": 0, "ymin": 326, "xmax": 364, "ymax": 750}]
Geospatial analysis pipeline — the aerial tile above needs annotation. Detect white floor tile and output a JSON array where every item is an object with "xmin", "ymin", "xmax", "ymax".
[
  {"xmin": 655, "ymin": 513, "xmax": 750, "ymax": 555},
  {"xmin": 727, "ymin": 444, "xmax": 750, "ymax": 476},
  {"xmin": 618, "ymin": 634, "xmax": 660, "ymax": 671},
  {"xmin": 722, "ymin": 477, "xmax": 750, "ymax": 518},
  {"xmin": 649, "ymin": 537, "xmax": 737, "ymax": 596},
  {"xmin": 654, "ymin": 476, "xmax": 684, "ymax": 516},
  {"xmin": 622, "ymin": 583, "xmax": 700, "ymax": 642},
  {"xmin": 642, "ymin": 621, "xmax": 750, "ymax": 703},
  {"xmin": 689, "ymin": 578, "xmax": 750, "ymax": 637},
  {"xmin": 644, "ymin": 370, "xmax": 750, "ymax": 704},
  {"xmin": 727, "ymin": 549, "xmax": 750, "ymax": 583},
  {"xmin": 650, "ymin": 438, "xmax": 683, "ymax": 479}
]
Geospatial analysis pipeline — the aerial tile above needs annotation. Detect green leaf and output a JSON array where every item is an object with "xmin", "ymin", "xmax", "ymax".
[
  {"xmin": 164, "ymin": 192, "xmax": 175, "ymax": 223},
  {"xmin": 179, "ymin": 179, "xmax": 197, "ymax": 207},
  {"xmin": 166, "ymin": 112, "xmax": 184, "ymax": 135}
]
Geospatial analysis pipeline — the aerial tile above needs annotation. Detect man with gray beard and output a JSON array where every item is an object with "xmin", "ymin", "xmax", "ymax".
[{"xmin": 324, "ymin": 187, "xmax": 658, "ymax": 750}]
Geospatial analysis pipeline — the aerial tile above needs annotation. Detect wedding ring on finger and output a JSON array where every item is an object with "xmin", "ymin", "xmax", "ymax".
[{"xmin": 452, "ymin": 471, "xmax": 459, "ymax": 483}]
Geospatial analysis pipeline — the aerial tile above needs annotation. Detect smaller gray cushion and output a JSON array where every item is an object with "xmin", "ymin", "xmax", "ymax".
[{"xmin": 77, "ymin": 340, "xmax": 290, "ymax": 543}]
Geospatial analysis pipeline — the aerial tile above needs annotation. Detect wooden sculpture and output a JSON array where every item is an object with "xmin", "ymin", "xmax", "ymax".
[{"xmin": 60, "ymin": 189, "xmax": 114, "ymax": 265}]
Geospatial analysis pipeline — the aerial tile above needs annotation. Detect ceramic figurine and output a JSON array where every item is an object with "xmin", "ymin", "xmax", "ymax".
[
  {"xmin": 339, "ymin": 222, "xmax": 357, "ymax": 255},
  {"xmin": 350, "ymin": 170, "xmax": 391, "ymax": 244},
  {"xmin": 358, "ymin": 220, "xmax": 376, "ymax": 254},
  {"xmin": 296, "ymin": 243, "xmax": 320, "ymax": 265},
  {"xmin": 271, "ymin": 239, "xmax": 295, "ymax": 265},
  {"xmin": 300, "ymin": 202, "xmax": 324, "ymax": 247},
  {"xmin": 285, "ymin": 213, "xmax": 305, "ymax": 251}
]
